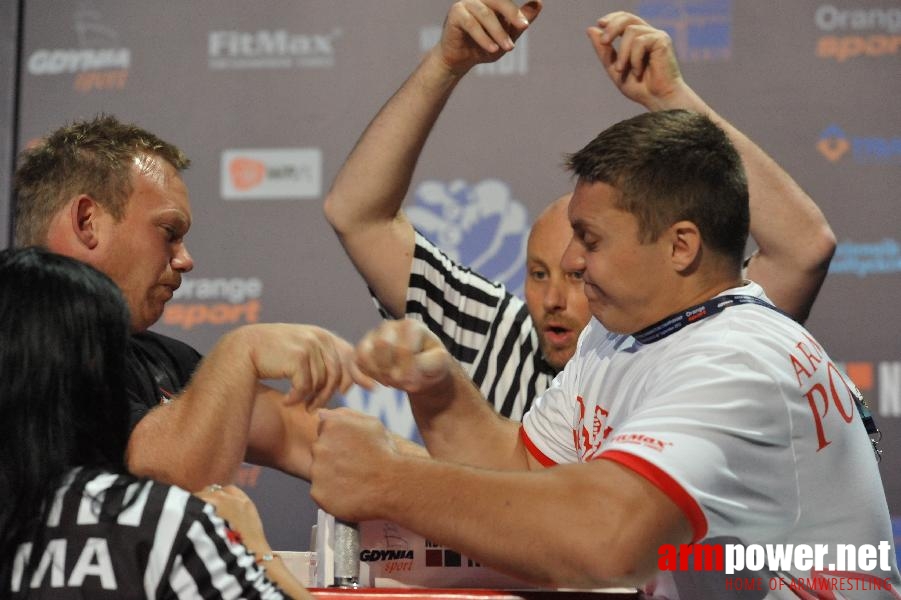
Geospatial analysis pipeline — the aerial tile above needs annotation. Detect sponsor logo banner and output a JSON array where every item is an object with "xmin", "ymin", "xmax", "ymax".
[
  {"xmin": 638, "ymin": 0, "xmax": 733, "ymax": 62},
  {"xmin": 221, "ymin": 148, "xmax": 322, "ymax": 200},
  {"xmin": 208, "ymin": 28, "xmax": 341, "ymax": 70},
  {"xmin": 815, "ymin": 4, "xmax": 901, "ymax": 62},
  {"xmin": 163, "ymin": 276, "xmax": 263, "ymax": 330},
  {"xmin": 409, "ymin": 179, "xmax": 529, "ymax": 297},
  {"xmin": 26, "ymin": 6, "xmax": 130, "ymax": 93},
  {"xmin": 839, "ymin": 360, "xmax": 901, "ymax": 418},
  {"xmin": 818, "ymin": 126, "xmax": 901, "ymax": 164},
  {"xmin": 830, "ymin": 239, "xmax": 901, "ymax": 277}
]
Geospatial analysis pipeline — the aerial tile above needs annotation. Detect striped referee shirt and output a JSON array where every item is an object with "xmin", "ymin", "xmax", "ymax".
[
  {"xmin": 374, "ymin": 231, "xmax": 557, "ymax": 420},
  {"xmin": 8, "ymin": 468, "xmax": 289, "ymax": 599}
]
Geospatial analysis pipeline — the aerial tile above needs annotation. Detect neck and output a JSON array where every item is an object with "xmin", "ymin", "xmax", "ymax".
[
  {"xmin": 676, "ymin": 276, "xmax": 746, "ymax": 314},
  {"xmin": 632, "ymin": 274, "xmax": 745, "ymax": 335}
]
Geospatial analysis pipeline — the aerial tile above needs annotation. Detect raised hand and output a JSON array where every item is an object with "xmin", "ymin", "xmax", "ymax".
[
  {"xmin": 587, "ymin": 11, "xmax": 687, "ymax": 110},
  {"xmin": 436, "ymin": 0, "xmax": 542, "ymax": 75}
]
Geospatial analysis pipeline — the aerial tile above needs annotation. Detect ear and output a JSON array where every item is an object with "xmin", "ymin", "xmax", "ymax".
[
  {"xmin": 668, "ymin": 220, "xmax": 702, "ymax": 273},
  {"xmin": 69, "ymin": 195, "xmax": 102, "ymax": 250}
]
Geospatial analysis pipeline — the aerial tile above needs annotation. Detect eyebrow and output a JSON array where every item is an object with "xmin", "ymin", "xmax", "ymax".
[{"xmin": 159, "ymin": 210, "xmax": 191, "ymax": 231}]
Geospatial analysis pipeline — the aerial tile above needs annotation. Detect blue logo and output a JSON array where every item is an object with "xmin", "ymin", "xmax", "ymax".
[
  {"xmin": 818, "ymin": 125, "xmax": 901, "ymax": 165},
  {"xmin": 829, "ymin": 239, "xmax": 901, "ymax": 277},
  {"xmin": 340, "ymin": 385, "xmax": 423, "ymax": 445},
  {"xmin": 638, "ymin": 0, "xmax": 732, "ymax": 62},
  {"xmin": 408, "ymin": 179, "xmax": 529, "ymax": 297}
]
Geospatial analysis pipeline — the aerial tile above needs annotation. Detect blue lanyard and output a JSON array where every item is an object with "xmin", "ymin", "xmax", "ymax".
[
  {"xmin": 631, "ymin": 294, "xmax": 881, "ymax": 445},
  {"xmin": 632, "ymin": 294, "xmax": 787, "ymax": 344}
]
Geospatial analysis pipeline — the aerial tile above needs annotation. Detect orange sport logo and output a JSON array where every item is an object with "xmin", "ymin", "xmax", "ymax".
[
  {"xmin": 815, "ymin": 4, "xmax": 901, "ymax": 62},
  {"xmin": 162, "ymin": 276, "xmax": 263, "ymax": 331}
]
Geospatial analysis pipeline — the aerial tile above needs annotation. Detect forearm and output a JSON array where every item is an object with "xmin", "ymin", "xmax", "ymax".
[
  {"xmin": 243, "ymin": 386, "xmax": 319, "ymax": 481},
  {"xmin": 409, "ymin": 362, "xmax": 526, "ymax": 469},
  {"xmin": 323, "ymin": 51, "xmax": 466, "ymax": 316},
  {"xmin": 650, "ymin": 84, "xmax": 835, "ymax": 321},
  {"xmin": 325, "ymin": 50, "xmax": 462, "ymax": 231},
  {"xmin": 127, "ymin": 328, "xmax": 259, "ymax": 490},
  {"xmin": 376, "ymin": 457, "xmax": 678, "ymax": 588}
]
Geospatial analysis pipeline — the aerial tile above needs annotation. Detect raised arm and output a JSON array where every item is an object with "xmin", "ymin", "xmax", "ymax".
[
  {"xmin": 127, "ymin": 324, "xmax": 370, "ymax": 490},
  {"xmin": 588, "ymin": 12, "xmax": 836, "ymax": 322},
  {"xmin": 323, "ymin": 0, "xmax": 541, "ymax": 317}
]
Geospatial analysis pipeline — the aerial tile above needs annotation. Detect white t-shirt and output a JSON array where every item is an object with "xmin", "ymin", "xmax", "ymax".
[{"xmin": 522, "ymin": 282, "xmax": 900, "ymax": 599}]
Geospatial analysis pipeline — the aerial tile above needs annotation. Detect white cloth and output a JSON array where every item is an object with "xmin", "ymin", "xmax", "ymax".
[{"xmin": 522, "ymin": 282, "xmax": 900, "ymax": 598}]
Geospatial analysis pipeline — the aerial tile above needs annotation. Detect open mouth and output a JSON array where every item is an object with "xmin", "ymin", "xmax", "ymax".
[{"xmin": 544, "ymin": 325, "xmax": 573, "ymax": 345}]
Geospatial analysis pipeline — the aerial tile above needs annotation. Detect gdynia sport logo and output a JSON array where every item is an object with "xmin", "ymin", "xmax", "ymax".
[{"xmin": 658, "ymin": 541, "xmax": 896, "ymax": 593}]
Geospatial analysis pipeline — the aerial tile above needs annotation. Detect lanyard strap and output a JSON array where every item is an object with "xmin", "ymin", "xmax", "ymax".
[
  {"xmin": 632, "ymin": 294, "xmax": 786, "ymax": 345},
  {"xmin": 630, "ymin": 294, "xmax": 881, "ymax": 445}
]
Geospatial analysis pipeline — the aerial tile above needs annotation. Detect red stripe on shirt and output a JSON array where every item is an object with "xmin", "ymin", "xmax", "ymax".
[
  {"xmin": 519, "ymin": 426, "xmax": 558, "ymax": 467},
  {"xmin": 599, "ymin": 449, "xmax": 708, "ymax": 542}
]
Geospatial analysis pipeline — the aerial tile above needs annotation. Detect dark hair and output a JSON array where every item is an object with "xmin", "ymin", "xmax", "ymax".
[
  {"xmin": 13, "ymin": 114, "xmax": 190, "ymax": 246},
  {"xmin": 0, "ymin": 247, "xmax": 132, "ymax": 569},
  {"xmin": 566, "ymin": 109, "xmax": 749, "ymax": 268}
]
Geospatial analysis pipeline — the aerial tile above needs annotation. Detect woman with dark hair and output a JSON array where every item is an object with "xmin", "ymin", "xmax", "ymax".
[{"xmin": 0, "ymin": 247, "xmax": 311, "ymax": 599}]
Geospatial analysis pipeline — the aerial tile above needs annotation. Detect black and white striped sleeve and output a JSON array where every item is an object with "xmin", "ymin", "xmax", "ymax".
[
  {"xmin": 144, "ymin": 486, "xmax": 288, "ymax": 599},
  {"xmin": 371, "ymin": 231, "xmax": 551, "ymax": 419}
]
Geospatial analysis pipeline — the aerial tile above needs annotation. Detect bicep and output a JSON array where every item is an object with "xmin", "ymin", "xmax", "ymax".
[{"xmin": 336, "ymin": 214, "xmax": 416, "ymax": 318}]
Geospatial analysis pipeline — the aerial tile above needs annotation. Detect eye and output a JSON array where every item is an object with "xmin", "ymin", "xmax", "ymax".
[
  {"xmin": 161, "ymin": 225, "xmax": 181, "ymax": 243},
  {"xmin": 567, "ymin": 270, "xmax": 584, "ymax": 281},
  {"xmin": 529, "ymin": 269, "xmax": 548, "ymax": 281},
  {"xmin": 580, "ymin": 234, "xmax": 600, "ymax": 252}
]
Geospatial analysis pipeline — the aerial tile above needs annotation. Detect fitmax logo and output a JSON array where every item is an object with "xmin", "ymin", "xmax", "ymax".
[{"xmin": 208, "ymin": 29, "xmax": 341, "ymax": 69}]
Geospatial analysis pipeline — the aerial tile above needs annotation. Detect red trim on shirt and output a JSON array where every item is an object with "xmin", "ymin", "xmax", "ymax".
[
  {"xmin": 599, "ymin": 450, "xmax": 708, "ymax": 542},
  {"xmin": 519, "ymin": 426, "xmax": 558, "ymax": 467}
]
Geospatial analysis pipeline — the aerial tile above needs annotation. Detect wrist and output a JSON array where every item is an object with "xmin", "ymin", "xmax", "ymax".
[
  {"xmin": 647, "ymin": 81, "xmax": 703, "ymax": 112},
  {"xmin": 255, "ymin": 551, "xmax": 279, "ymax": 566},
  {"xmin": 423, "ymin": 47, "xmax": 471, "ymax": 81}
]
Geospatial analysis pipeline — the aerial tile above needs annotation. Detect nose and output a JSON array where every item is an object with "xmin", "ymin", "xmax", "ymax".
[
  {"xmin": 172, "ymin": 242, "xmax": 194, "ymax": 273},
  {"xmin": 560, "ymin": 237, "xmax": 584, "ymax": 275},
  {"xmin": 543, "ymin": 275, "xmax": 566, "ymax": 311}
]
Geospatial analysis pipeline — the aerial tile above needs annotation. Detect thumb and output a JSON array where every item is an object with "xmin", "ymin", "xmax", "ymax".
[
  {"xmin": 413, "ymin": 346, "xmax": 451, "ymax": 381},
  {"xmin": 587, "ymin": 26, "xmax": 615, "ymax": 68},
  {"xmin": 348, "ymin": 362, "xmax": 377, "ymax": 391},
  {"xmin": 520, "ymin": 0, "xmax": 542, "ymax": 24},
  {"xmin": 510, "ymin": 1, "xmax": 542, "ymax": 43}
]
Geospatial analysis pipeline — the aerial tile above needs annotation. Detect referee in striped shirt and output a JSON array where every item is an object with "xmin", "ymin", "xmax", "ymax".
[{"xmin": 324, "ymin": 0, "xmax": 834, "ymax": 420}]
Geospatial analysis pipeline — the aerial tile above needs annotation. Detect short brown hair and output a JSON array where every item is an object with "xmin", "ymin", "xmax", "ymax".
[
  {"xmin": 566, "ymin": 109, "xmax": 749, "ymax": 268},
  {"xmin": 13, "ymin": 114, "xmax": 190, "ymax": 246}
]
